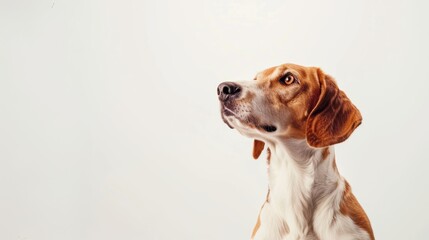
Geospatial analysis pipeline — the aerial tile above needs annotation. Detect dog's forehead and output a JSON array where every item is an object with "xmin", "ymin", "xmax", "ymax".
[{"xmin": 255, "ymin": 64, "xmax": 311, "ymax": 81}]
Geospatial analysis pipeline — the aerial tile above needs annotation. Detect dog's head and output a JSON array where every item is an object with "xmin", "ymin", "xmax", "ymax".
[{"xmin": 218, "ymin": 63, "xmax": 362, "ymax": 158}]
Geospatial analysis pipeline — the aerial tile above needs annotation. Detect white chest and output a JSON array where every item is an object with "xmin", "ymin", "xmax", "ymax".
[{"xmin": 251, "ymin": 145, "xmax": 371, "ymax": 240}]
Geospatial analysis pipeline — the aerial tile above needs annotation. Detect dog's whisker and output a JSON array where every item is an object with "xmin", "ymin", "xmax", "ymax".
[{"xmin": 224, "ymin": 107, "xmax": 238, "ymax": 117}]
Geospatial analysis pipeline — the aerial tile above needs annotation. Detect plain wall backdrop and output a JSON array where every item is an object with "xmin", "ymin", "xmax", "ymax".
[{"xmin": 1, "ymin": 0, "xmax": 429, "ymax": 239}]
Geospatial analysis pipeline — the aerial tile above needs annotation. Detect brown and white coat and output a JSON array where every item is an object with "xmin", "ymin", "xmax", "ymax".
[{"xmin": 218, "ymin": 63, "xmax": 374, "ymax": 240}]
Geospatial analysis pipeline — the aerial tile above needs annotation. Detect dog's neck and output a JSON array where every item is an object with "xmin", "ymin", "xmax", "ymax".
[{"xmin": 266, "ymin": 138, "xmax": 341, "ymax": 236}]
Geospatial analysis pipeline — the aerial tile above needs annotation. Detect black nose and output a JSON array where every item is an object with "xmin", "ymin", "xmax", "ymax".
[{"xmin": 217, "ymin": 82, "xmax": 241, "ymax": 101}]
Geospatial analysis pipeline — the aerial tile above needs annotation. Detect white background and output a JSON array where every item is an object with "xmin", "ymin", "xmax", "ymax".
[{"xmin": 1, "ymin": 0, "xmax": 429, "ymax": 239}]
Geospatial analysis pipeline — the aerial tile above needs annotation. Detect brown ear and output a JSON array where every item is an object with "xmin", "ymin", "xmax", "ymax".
[
  {"xmin": 252, "ymin": 140, "xmax": 265, "ymax": 159},
  {"xmin": 306, "ymin": 69, "xmax": 362, "ymax": 148}
]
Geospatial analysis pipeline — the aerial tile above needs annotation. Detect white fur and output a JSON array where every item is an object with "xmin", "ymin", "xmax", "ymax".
[{"xmin": 252, "ymin": 140, "xmax": 370, "ymax": 240}]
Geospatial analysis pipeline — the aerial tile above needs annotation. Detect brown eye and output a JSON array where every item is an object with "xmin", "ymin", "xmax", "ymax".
[{"xmin": 280, "ymin": 73, "xmax": 296, "ymax": 85}]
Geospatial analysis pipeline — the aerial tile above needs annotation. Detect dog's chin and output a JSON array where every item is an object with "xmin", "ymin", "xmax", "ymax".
[
  {"xmin": 222, "ymin": 115, "xmax": 261, "ymax": 133},
  {"xmin": 219, "ymin": 107, "xmax": 233, "ymax": 129},
  {"xmin": 221, "ymin": 110, "xmax": 278, "ymax": 134},
  {"xmin": 221, "ymin": 114, "xmax": 234, "ymax": 129},
  {"xmin": 221, "ymin": 113, "xmax": 248, "ymax": 131}
]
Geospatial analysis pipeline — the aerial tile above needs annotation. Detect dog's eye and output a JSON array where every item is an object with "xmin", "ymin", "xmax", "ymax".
[{"xmin": 280, "ymin": 73, "xmax": 296, "ymax": 85}]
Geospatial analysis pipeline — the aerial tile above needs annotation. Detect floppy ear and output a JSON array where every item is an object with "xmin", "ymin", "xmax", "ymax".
[
  {"xmin": 306, "ymin": 69, "xmax": 362, "ymax": 148},
  {"xmin": 252, "ymin": 140, "xmax": 265, "ymax": 159}
]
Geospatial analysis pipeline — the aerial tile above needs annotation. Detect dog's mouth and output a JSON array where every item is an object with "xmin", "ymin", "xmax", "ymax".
[
  {"xmin": 260, "ymin": 125, "xmax": 277, "ymax": 132},
  {"xmin": 220, "ymin": 105, "xmax": 277, "ymax": 133},
  {"xmin": 222, "ymin": 106, "xmax": 237, "ymax": 117},
  {"xmin": 221, "ymin": 115, "xmax": 234, "ymax": 129},
  {"xmin": 220, "ymin": 106, "xmax": 235, "ymax": 129}
]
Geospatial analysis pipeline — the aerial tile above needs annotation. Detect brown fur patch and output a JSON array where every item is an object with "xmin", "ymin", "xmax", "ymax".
[
  {"xmin": 340, "ymin": 181, "xmax": 375, "ymax": 240},
  {"xmin": 265, "ymin": 189, "xmax": 270, "ymax": 202},
  {"xmin": 292, "ymin": 67, "xmax": 308, "ymax": 79},
  {"xmin": 306, "ymin": 70, "xmax": 362, "ymax": 147},
  {"xmin": 251, "ymin": 190, "xmax": 271, "ymax": 239},
  {"xmin": 253, "ymin": 140, "xmax": 265, "ymax": 159},
  {"xmin": 322, "ymin": 148, "xmax": 330, "ymax": 160},
  {"xmin": 332, "ymin": 158, "xmax": 338, "ymax": 171},
  {"xmin": 251, "ymin": 209, "xmax": 262, "ymax": 239}
]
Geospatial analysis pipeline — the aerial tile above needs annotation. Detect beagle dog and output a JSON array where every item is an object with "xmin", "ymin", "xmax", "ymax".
[{"xmin": 217, "ymin": 63, "xmax": 374, "ymax": 240}]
